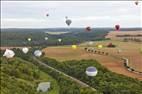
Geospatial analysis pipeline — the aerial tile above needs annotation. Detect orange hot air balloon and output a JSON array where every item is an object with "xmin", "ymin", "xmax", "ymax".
[
  {"xmin": 115, "ymin": 25, "xmax": 120, "ymax": 31},
  {"xmin": 85, "ymin": 26, "xmax": 91, "ymax": 32}
]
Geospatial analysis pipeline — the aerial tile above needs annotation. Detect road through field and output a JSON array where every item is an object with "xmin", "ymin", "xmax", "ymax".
[{"xmin": 33, "ymin": 57, "xmax": 96, "ymax": 91}]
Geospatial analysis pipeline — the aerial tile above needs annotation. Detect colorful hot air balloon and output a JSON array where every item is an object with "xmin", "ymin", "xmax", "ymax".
[
  {"xmin": 3, "ymin": 49, "xmax": 15, "ymax": 58},
  {"xmin": 86, "ymin": 26, "xmax": 91, "ymax": 32},
  {"xmin": 115, "ymin": 25, "xmax": 120, "ymax": 31},
  {"xmin": 72, "ymin": 45, "xmax": 77, "ymax": 49},
  {"xmin": 65, "ymin": 17, "xmax": 72, "ymax": 26},
  {"xmin": 22, "ymin": 47, "xmax": 29, "ymax": 54},
  {"xmin": 86, "ymin": 66, "xmax": 98, "ymax": 76}
]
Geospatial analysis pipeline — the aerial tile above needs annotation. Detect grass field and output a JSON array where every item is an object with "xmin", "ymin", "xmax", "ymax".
[{"xmin": 42, "ymin": 40, "xmax": 142, "ymax": 80}]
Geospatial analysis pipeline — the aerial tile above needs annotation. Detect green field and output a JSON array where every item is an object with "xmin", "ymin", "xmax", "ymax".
[{"xmin": 0, "ymin": 57, "xmax": 60, "ymax": 94}]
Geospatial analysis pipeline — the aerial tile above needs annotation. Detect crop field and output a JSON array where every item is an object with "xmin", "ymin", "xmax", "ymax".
[{"xmin": 43, "ymin": 40, "xmax": 142, "ymax": 80}]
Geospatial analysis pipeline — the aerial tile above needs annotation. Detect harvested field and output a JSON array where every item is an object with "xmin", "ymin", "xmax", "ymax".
[{"xmin": 43, "ymin": 40, "xmax": 142, "ymax": 80}]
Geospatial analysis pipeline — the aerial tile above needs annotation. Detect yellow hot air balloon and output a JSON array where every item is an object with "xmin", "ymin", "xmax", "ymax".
[
  {"xmin": 72, "ymin": 45, "xmax": 77, "ymax": 49},
  {"xmin": 97, "ymin": 44, "xmax": 103, "ymax": 49}
]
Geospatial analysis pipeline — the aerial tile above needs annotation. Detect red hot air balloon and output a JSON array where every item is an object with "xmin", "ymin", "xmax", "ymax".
[
  {"xmin": 135, "ymin": 1, "xmax": 138, "ymax": 5},
  {"xmin": 115, "ymin": 25, "xmax": 120, "ymax": 31},
  {"xmin": 86, "ymin": 26, "xmax": 91, "ymax": 32}
]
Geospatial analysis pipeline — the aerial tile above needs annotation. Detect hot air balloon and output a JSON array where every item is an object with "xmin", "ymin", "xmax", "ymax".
[
  {"xmin": 97, "ymin": 44, "xmax": 103, "ymax": 49},
  {"xmin": 45, "ymin": 37, "xmax": 48, "ymax": 40},
  {"xmin": 3, "ymin": 49, "xmax": 15, "ymax": 58},
  {"xmin": 65, "ymin": 17, "xmax": 72, "ymax": 26},
  {"xmin": 22, "ymin": 47, "xmax": 29, "ymax": 54},
  {"xmin": 72, "ymin": 45, "xmax": 77, "ymax": 49},
  {"xmin": 135, "ymin": 0, "xmax": 139, "ymax": 5},
  {"xmin": 28, "ymin": 38, "xmax": 32, "ymax": 42},
  {"xmin": 115, "ymin": 25, "xmax": 120, "ymax": 31},
  {"xmin": 46, "ymin": 13, "xmax": 49, "ymax": 17},
  {"xmin": 34, "ymin": 50, "xmax": 42, "ymax": 57},
  {"xmin": 58, "ymin": 38, "xmax": 62, "ymax": 42},
  {"xmin": 88, "ymin": 41, "xmax": 94, "ymax": 45},
  {"xmin": 86, "ymin": 26, "xmax": 91, "ymax": 32},
  {"xmin": 86, "ymin": 66, "xmax": 98, "ymax": 76}
]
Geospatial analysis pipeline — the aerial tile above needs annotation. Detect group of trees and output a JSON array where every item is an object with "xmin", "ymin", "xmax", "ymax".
[
  {"xmin": 1, "ymin": 48, "xmax": 142, "ymax": 94},
  {"xmin": 1, "ymin": 29, "xmax": 108, "ymax": 47},
  {"xmin": 1, "ymin": 48, "xmax": 100, "ymax": 94},
  {"xmin": 40, "ymin": 57, "xmax": 142, "ymax": 94}
]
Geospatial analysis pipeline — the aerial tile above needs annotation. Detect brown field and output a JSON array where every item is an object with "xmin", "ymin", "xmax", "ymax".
[
  {"xmin": 105, "ymin": 31, "xmax": 142, "ymax": 41},
  {"xmin": 43, "ymin": 40, "xmax": 142, "ymax": 80}
]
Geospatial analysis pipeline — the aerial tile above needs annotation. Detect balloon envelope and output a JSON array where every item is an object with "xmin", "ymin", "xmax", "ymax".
[
  {"xmin": 66, "ymin": 19, "xmax": 72, "ymax": 26},
  {"xmin": 22, "ymin": 47, "xmax": 29, "ymax": 54},
  {"xmin": 86, "ymin": 66, "xmax": 98, "ymax": 76},
  {"xmin": 28, "ymin": 38, "xmax": 32, "ymax": 41},
  {"xmin": 58, "ymin": 39, "xmax": 62, "ymax": 42},
  {"xmin": 45, "ymin": 37, "xmax": 48, "ymax": 40},
  {"xmin": 72, "ymin": 45, "xmax": 77, "ymax": 49},
  {"xmin": 88, "ymin": 41, "xmax": 94, "ymax": 45},
  {"xmin": 115, "ymin": 25, "xmax": 120, "ymax": 31},
  {"xmin": 86, "ymin": 27, "xmax": 91, "ymax": 32},
  {"xmin": 3, "ymin": 49, "xmax": 15, "ymax": 58},
  {"xmin": 34, "ymin": 50, "xmax": 42, "ymax": 57},
  {"xmin": 97, "ymin": 45, "xmax": 103, "ymax": 49},
  {"xmin": 135, "ymin": 1, "xmax": 138, "ymax": 5}
]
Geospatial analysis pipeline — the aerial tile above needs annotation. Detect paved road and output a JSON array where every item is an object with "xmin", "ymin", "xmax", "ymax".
[{"xmin": 33, "ymin": 57, "xmax": 96, "ymax": 91}]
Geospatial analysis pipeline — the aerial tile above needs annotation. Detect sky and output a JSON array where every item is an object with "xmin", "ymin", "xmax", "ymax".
[{"xmin": 1, "ymin": 1, "xmax": 142, "ymax": 28}]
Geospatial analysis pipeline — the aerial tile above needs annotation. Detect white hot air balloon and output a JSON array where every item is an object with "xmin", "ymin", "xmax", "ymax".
[
  {"xmin": 34, "ymin": 50, "xmax": 42, "ymax": 57},
  {"xmin": 86, "ymin": 66, "xmax": 98, "ymax": 76},
  {"xmin": 58, "ymin": 38, "xmax": 62, "ymax": 42},
  {"xmin": 3, "ymin": 49, "xmax": 15, "ymax": 58},
  {"xmin": 45, "ymin": 37, "xmax": 48, "ymax": 40},
  {"xmin": 88, "ymin": 41, "xmax": 94, "ymax": 45},
  {"xmin": 28, "ymin": 38, "xmax": 32, "ymax": 42},
  {"xmin": 22, "ymin": 47, "xmax": 29, "ymax": 54}
]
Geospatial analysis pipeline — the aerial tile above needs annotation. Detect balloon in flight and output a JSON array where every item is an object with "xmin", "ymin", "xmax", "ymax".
[
  {"xmin": 58, "ymin": 38, "xmax": 62, "ymax": 42},
  {"xmin": 28, "ymin": 38, "xmax": 32, "ymax": 42},
  {"xmin": 45, "ymin": 37, "xmax": 48, "ymax": 40},
  {"xmin": 135, "ymin": 0, "xmax": 139, "ymax": 5},
  {"xmin": 65, "ymin": 17, "xmax": 72, "ymax": 26},
  {"xmin": 3, "ymin": 49, "xmax": 15, "ymax": 58},
  {"xmin": 34, "ymin": 50, "xmax": 42, "ymax": 57},
  {"xmin": 97, "ymin": 45, "xmax": 103, "ymax": 49},
  {"xmin": 86, "ymin": 66, "xmax": 98, "ymax": 76},
  {"xmin": 72, "ymin": 45, "xmax": 77, "ymax": 49},
  {"xmin": 115, "ymin": 25, "xmax": 120, "ymax": 31},
  {"xmin": 86, "ymin": 26, "xmax": 91, "ymax": 32},
  {"xmin": 46, "ymin": 13, "xmax": 49, "ymax": 17},
  {"xmin": 22, "ymin": 47, "xmax": 29, "ymax": 54},
  {"xmin": 88, "ymin": 41, "xmax": 94, "ymax": 45}
]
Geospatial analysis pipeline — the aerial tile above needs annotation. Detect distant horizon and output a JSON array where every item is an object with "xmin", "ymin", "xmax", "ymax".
[
  {"xmin": 1, "ymin": 1, "xmax": 142, "ymax": 28},
  {"xmin": 0, "ymin": 27, "xmax": 142, "ymax": 29}
]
